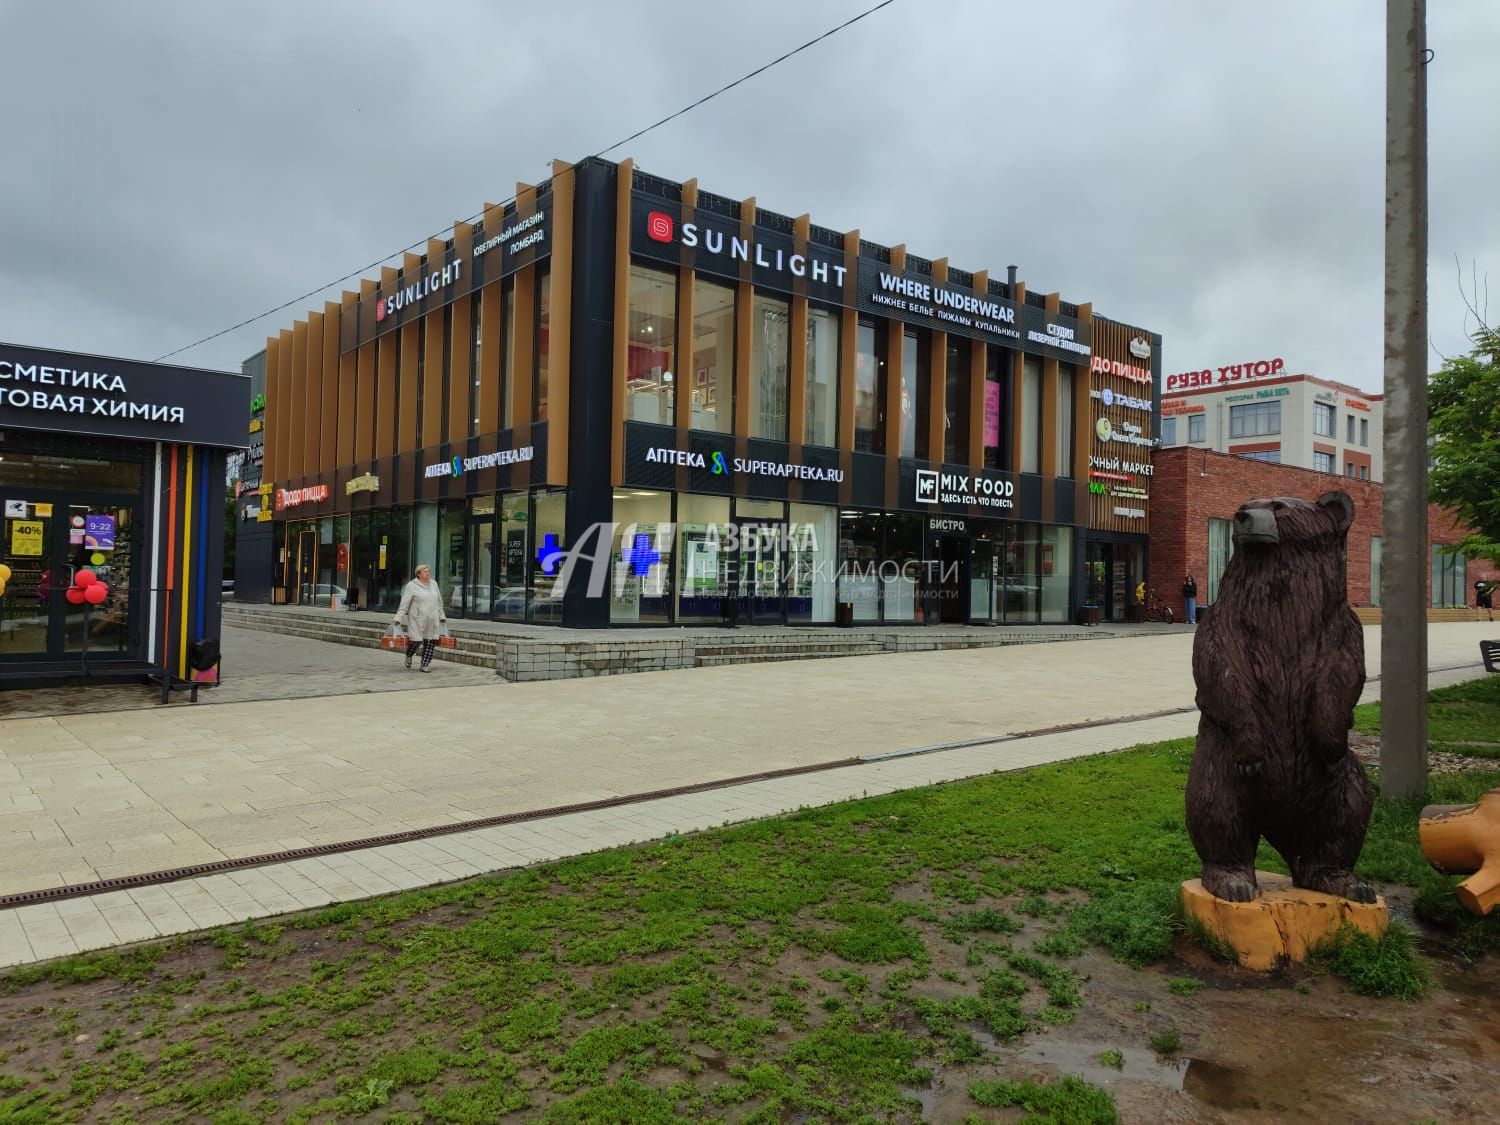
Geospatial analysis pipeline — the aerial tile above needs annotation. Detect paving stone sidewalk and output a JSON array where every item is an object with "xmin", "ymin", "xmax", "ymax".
[{"xmin": 0, "ymin": 623, "xmax": 1492, "ymax": 967}]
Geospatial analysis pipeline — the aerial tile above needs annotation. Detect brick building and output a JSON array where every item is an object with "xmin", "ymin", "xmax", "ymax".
[{"xmin": 1149, "ymin": 447, "xmax": 1498, "ymax": 612}]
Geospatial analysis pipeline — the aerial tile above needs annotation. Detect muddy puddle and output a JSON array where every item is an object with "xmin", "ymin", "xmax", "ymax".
[{"xmin": 909, "ymin": 926, "xmax": 1500, "ymax": 1122}]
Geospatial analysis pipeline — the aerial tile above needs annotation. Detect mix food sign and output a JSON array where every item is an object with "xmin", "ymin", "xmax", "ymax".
[{"xmin": 0, "ymin": 342, "xmax": 250, "ymax": 447}]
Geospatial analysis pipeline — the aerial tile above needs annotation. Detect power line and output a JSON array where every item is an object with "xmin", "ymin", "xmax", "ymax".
[{"xmin": 154, "ymin": 0, "xmax": 897, "ymax": 363}]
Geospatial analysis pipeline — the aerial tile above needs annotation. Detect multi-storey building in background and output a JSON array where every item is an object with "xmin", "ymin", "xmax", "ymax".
[{"xmin": 1159, "ymin": 361, "xmax": 1382, "ymax": 482}]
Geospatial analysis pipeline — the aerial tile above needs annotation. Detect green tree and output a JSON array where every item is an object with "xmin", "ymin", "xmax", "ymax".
[{"xmin": 1429, "ymin": 325, "xmax": 1500, "ymax": 563}]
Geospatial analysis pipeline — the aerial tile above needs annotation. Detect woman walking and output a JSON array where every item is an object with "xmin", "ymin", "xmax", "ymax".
[
  {"xmin": 1182, "ymin": 574, "xmax": 1198, "ymax": 625},
  {"xmin": 395, "ymin": 564, "xmax": 447, "ymax": 672}
]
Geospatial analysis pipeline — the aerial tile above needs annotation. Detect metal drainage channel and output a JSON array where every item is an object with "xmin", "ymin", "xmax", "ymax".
[{"xmin": 0, "ymin": 662, "xmax": 1481, "ymax": 912}]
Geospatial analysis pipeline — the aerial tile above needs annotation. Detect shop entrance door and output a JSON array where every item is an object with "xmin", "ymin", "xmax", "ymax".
[
  {"xmin": 734, "ymin": 521, "xmax": 785, "ymax": 625},
  {"xmin": 937, "ymin": 535, "xmax": 970, "ymax": 623},
  {"xmin": 465, "ymin": 515, "xmax": 497, "ymax": 619},
  {"xmin": 295, "ymin": 530, "xmax": 317, "ymax": 605},
  {"xmin": 2, "ymin": 496, "xmax": 139, "ymax": 662}
]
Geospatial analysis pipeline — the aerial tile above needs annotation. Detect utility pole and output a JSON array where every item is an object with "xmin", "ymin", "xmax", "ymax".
[{"xmin": 1380, "ymin": 0, "xmax": 1429, "ymax": 799}]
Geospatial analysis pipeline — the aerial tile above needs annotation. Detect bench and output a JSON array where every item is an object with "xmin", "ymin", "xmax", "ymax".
[{"xmin": 1483, "ymin": 640, "xmax": 1500, "ymax": 674}]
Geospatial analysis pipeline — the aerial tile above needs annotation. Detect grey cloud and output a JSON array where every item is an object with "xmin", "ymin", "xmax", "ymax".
[{"xmin": 1, "ymin": 0, "xmax": 1494, "ymax": 392}]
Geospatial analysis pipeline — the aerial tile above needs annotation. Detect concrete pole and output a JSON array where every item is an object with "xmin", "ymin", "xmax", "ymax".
[{"xmin": 1380, "ymin": 0, "xmax": 1429, "ymax": 799}]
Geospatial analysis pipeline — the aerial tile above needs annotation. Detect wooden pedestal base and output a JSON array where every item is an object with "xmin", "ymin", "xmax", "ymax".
[{"xmin": 1180, "ymin": 872, "xmax": 1389, "ymax": 971}]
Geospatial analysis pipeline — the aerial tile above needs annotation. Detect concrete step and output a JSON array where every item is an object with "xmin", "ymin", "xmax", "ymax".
[{"xmin": 223, "ymin": 608, "xmax": 493, "ymax": 668}]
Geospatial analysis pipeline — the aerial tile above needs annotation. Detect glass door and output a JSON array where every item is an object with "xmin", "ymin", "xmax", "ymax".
[
  {"xmin": 734, "ymin": 521, "xmax": 785, "ymax": 624},
  {"xmin": 61, "ymin": 504, "xmax": 135, "ymax": 656},
  {"xmin": 295, "ymin": 529, "xmax": 317, "ymax": 604},
  {"xmin": 465, "ymin": 512, "xmax": 497, "ymax": 619}
]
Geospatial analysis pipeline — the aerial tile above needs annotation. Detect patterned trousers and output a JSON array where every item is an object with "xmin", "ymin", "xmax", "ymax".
[{"xmin": 405, "ymin": 638, "xmax": 437, "ymax": 669}]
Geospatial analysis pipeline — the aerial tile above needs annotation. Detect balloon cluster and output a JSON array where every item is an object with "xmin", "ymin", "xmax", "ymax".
[
  {"xmin": 66, "ymin": 569, "xmax": 110, "ymax": 606},
  {"xmin": 0, "ymin": 563, "xmax": 10, "ymax": 597}
]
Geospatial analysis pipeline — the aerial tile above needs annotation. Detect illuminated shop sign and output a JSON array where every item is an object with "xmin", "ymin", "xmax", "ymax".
[
  {"xmin": 1094, "ymin": 417, "xmax": 1153, "ymax": 449},
  {"xmin": 1345, "ymin": 398, "xmax": 1371, "ymax": 412},
  {"xmin": 1091, "ymin": 387, "xmax": 1152, "ymax": 412},
  {"xmin": 342, "ymin": 199, "xmax": 552, "ymax": 353},
  {"xmin": 345, "ymin": 474, "xmax": 380, "ymax": 495},
  {"xmin": 642, "ymin": 446, "xmax": 844, "ymax": 482},
  {"xmin": 1089, "ymin": 454, "xmax": 1154, "ymax": 477},
  {"xmin": 1165, "ymin": 357, "xmax": 1286, "ymax": 391},
  {"xmin": 0, "ymin": 343, "xmax": 249, "ymax": 447},
  {"xmin": 1160, "ymin": 399, "xmax": 1205, "ymax": 416},
  {"xmin": 274, "ymin": 484, "xmax": 329, "ymax": 510},
  {"xmin": 1089, "ymin": 355, "xmax": 1151, "ymax": 385},
  {"xmin": 1129, "ymin": 337, "xmax": 1151, "ymax": 359},
  {"xmin": 914, "ymin": 469, "xmax": 1015, "ymax": 509},
  {"xmin": 375, "ymin": 261, "xmax": 462, "ymax": 324},
  {"xmin": 473, "ymin": 210, "xmax": 547, "ymax": 262},
  {"xmin": 423, "ymin": 445, "xmax": 534, "ymax": 479}
]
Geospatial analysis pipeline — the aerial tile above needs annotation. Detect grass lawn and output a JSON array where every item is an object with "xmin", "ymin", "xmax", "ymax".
[
  {"xmin": 3, "ymin": 699, "xmax": 1499, "ymax": 1121},
  {"xmin": 1354, "ymin": 673, "xmax": 1500, "ymax": 757}
]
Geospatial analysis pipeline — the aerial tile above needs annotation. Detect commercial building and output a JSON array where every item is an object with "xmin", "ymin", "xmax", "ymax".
[
  {"xmin": 1149, "ymin": 447, "xmax": 1497, "ymax": 611},
  {"xmin": 1, "ymin": 342, "xmax": 248, "ymax": 685},
  {"xmin": 241, "ymin": 157, "xmax": 1161, "ymax": 628},
  {"xmin": 1159, "ymin": 362, "xmax": 1382, "ymax": 481}
]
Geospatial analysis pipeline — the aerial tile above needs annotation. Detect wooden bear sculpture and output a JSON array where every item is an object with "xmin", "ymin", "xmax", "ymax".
[{"xmin": 1186, "ymin": 492, "xmax": 1376, "ymax": 903}]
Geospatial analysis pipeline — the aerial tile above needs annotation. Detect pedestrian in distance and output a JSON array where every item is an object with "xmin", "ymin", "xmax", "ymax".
[
  {"xmin": 394, "ymin": 563, "xmax": 447, "ymax": 672},
  {"xmin": 1477, "ymin": 578, "xmax": 1495, "ymax": 623},
  {"xmin": 1182, "ymin": 573, "xmax": 1198, "ymax": 625}
]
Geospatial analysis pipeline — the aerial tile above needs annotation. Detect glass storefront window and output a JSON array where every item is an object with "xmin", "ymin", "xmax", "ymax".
[
  {"xmin": 497, "ymin": 492, "xmax": 529, "ymax": 621},
  {"xmin": 1040, "ymin": 525, "xmax": 1072, "ymax": 623},
  {"xmin": 611, "ymin": 490, "xmax": 673, "ymax": 624},
  {"xmin": 676, "ymin": 493, "xmax": 731, "ymax": 623},
  {"xmin": 1005, "ymin": 524, "xmax": 1039, "ymax": 622},
  {"xmin": 438, "ymin": 502, "xmax": 466, "ymax": 615},
  {"xmin": 983, "ymin": 347, "xmax": 1005, "ymax": 470},
  {"xmin": 900, "ymin": 331, "xmax": 919, "ymax": 459},
  {"xmin": 1056, "ymin": 366, "xmax": 1075, "ymax": 477},
  {"xmin": 502, "ymin": 281, "xmax": 517, "ymax": 430},
  {"xmin": 412, "ymin": 507, "xmax": 437, "ymax": 600},
  {"xmin": 0, "ymin": 451, "xmax": 142, "ymax": 491},
  {"xmin": 750, "ymin": 294, "xmax": 790, "ymax": 440},
  {"xmin": 838, "ymin": 511, "xmax": 882, "ymax": 622},
  {"xmin": 692, "ymin": 280, "xmax": 734, "ymax": 433},
  {"xmin": 788, "ymin": 503, "xmax": 837, "ymax": 623},
  {"xmin": 628, "ymin": 265, "xmax": 676, "ymax": 425},
  {"xmin": 805, "ymin": 308, "xmax": 839, "ymax": 447},
  {"xmin": 530, "ymin": 491, "xmax": 566, "ymax": 623},
  {"xmin": 945, "ymin": 337, "xmax": 970, "ymax": 464},
  {"xmin": 883, "ymin": 513, "xmax": 921, "ymax": 622},
  {"xmin": 1020, "ymin": 357, "xmax": 1042, "ymax": 474},
  {"xmin": 534, "ymin": 268, "xmax": 550, "ymax": 422},
  {"xmin": 1207, "ymin": 518, "xmax": 1233, "ymax": 604},
  {"xmin": 854, "ymin": 319, "xmax": 883, "ymax": 453}
]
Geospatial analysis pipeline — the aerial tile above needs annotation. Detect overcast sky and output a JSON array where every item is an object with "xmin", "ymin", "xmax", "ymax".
[{"xmin": 2, "ymin": 0, "xmax": 1494, "ymax": 393}]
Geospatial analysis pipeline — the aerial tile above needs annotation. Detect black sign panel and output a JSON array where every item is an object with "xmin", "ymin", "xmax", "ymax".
[
  {"xmin": 629, "ymin": 194, "xmax": 848, "ymax": 306},
  {"xmin": 623, "ymin": 421, "xmax": 845, "ymax": 503},
  {"xmin": 0, "ymin": 342, "xmax": 250, "ymax": 448},
  {"xmin": 855, "ymin": 260, "xmax": 1021, "ymax": 349},
  {"xmin": 897, "ymin": 461, "xmax": 1020, "ymax": 518},
  {"xmin": 340, "ymin": 196, "xmax": 554, "ymax": 354}
]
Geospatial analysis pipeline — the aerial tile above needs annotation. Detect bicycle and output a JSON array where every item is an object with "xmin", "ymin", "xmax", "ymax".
[{"xmin": 1143, "ymin": 589, "xmax": 1175, "ymax": 625}]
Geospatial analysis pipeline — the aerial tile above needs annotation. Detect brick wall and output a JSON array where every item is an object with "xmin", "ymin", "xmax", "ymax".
[{"xmin": 1150, "ymin": 447, "xmax": 1498, "ymax": 607}]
